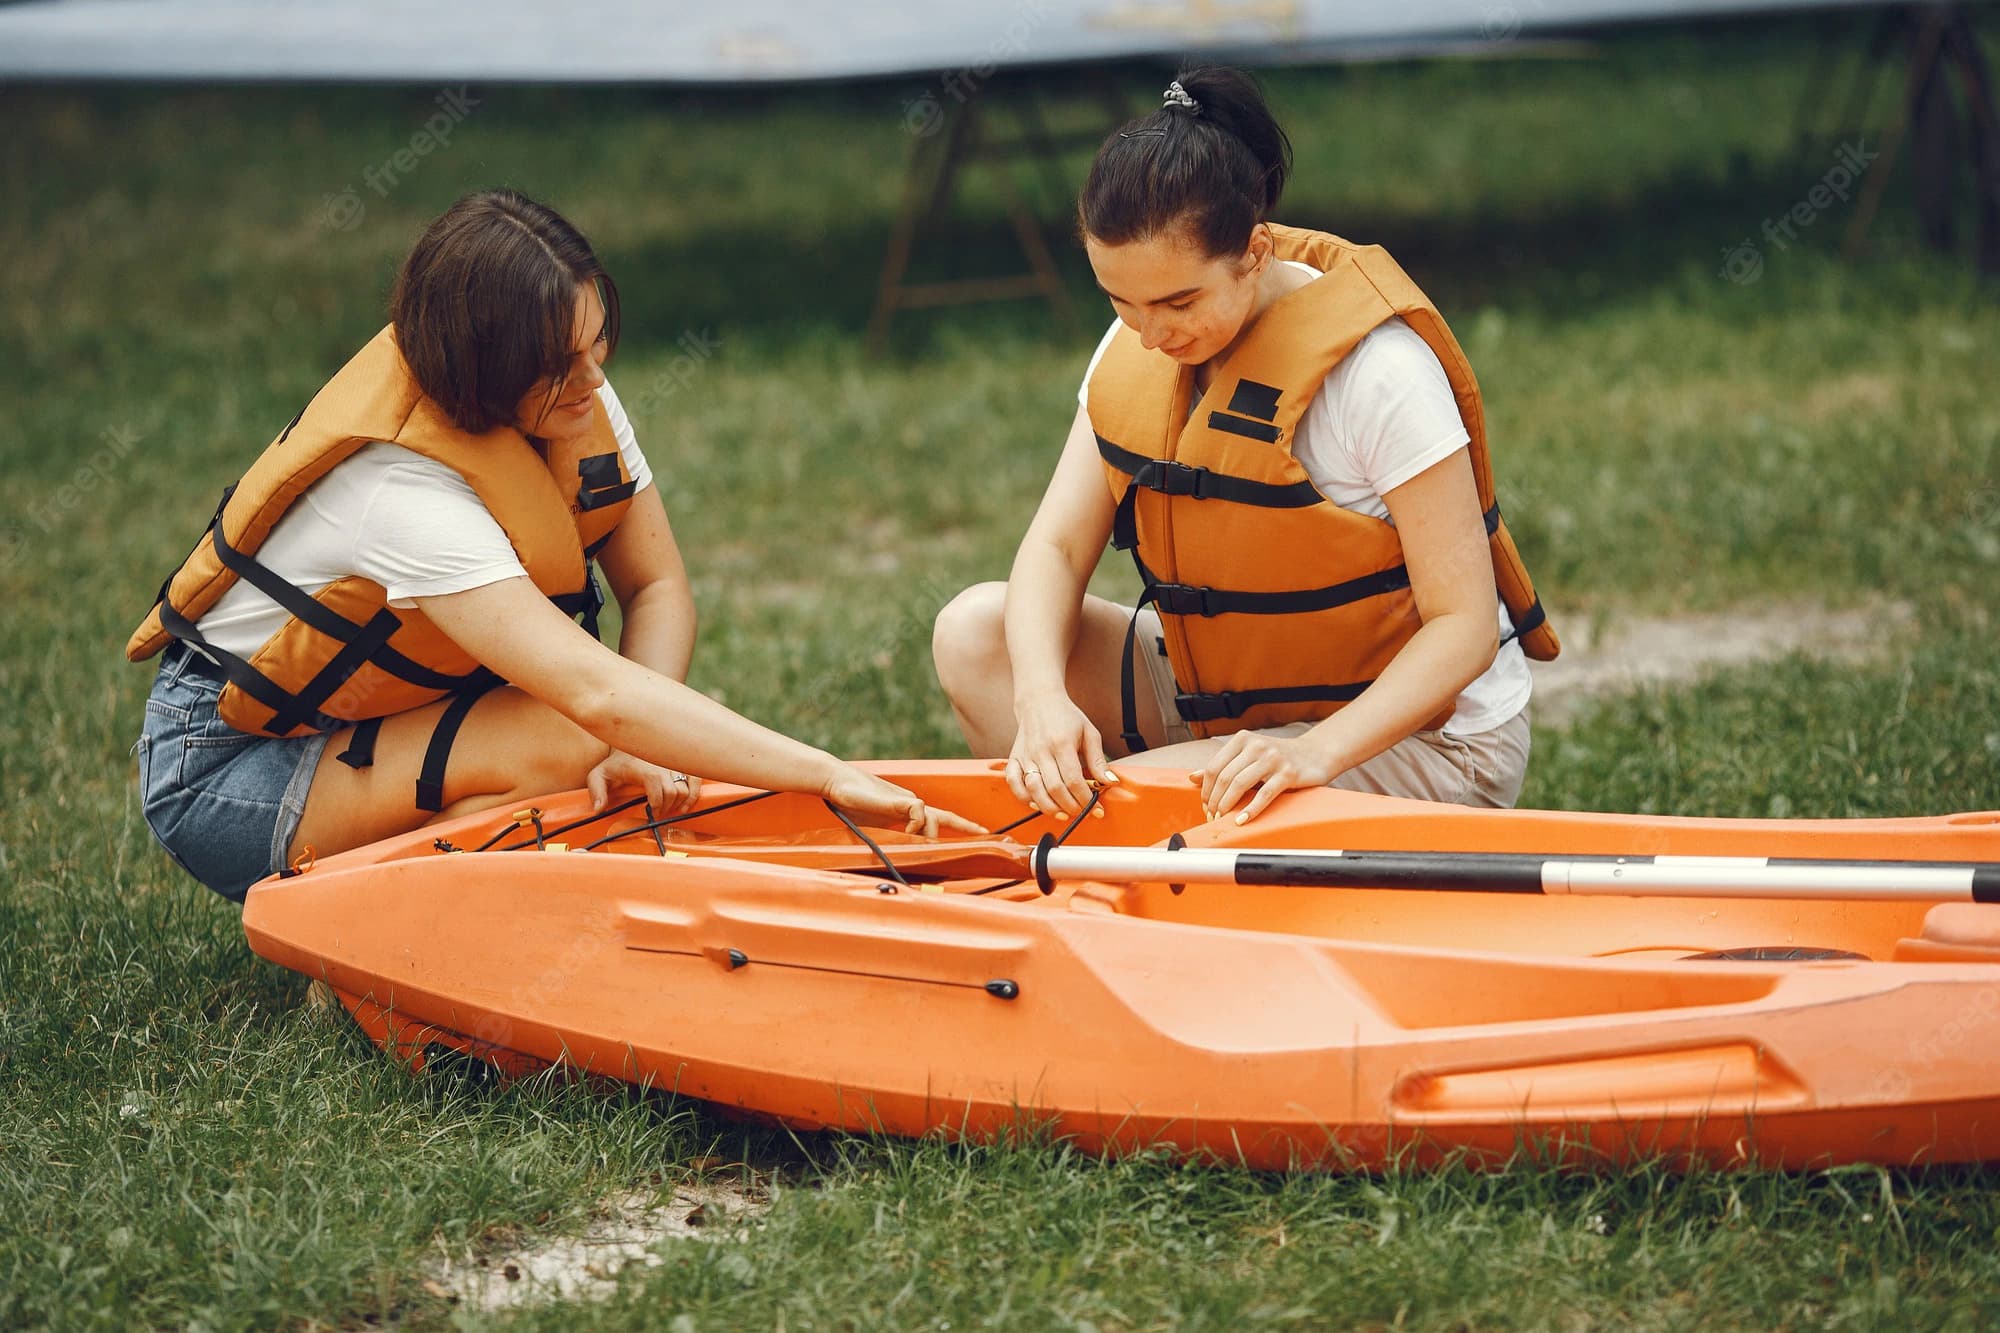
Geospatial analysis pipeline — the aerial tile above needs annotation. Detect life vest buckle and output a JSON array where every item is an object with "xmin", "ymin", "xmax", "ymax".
[
  {"xmin": 1153, "ymin": 583, "xmax": 1220, "ymax": 618},
  {"xmin": 1136, "ymin": 458, "xmax": 1215, "ymax": 500},
  {"xmin": 1175, "ymin": 691, "xmax": 1247, "ymax": 723}
]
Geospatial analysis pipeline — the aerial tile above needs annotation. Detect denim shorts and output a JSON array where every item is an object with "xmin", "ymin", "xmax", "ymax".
[{"xmin": 135, "ymin": 643, "xmax": 331, "ymax": 902}]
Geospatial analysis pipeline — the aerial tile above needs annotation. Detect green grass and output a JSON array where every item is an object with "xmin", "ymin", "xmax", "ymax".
[{"xmin": 6, "ymin": 11, "xmax": 2000, "ymax": 1328}]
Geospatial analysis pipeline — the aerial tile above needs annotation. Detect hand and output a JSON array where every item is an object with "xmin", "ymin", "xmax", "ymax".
[
  {"xmin": 1008, "ymin": 692, "xmax": 1118, "ymax": 819},
  {"xmin": 822, "ymin": 765, "xmax": 988, "ymax": 839},
  {"xmin": 586, "ymin": 748, "xmax": 702, "ymax": 815},
  {"xmin": 1193, "ymin": 731, "xmax": 1338, "ymax": 825}
]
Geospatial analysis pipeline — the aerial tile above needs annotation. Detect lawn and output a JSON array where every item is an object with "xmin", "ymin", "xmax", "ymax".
[{"xmin": 5, "ymin": 12, "xmax": 2000, "ymax": 1328}]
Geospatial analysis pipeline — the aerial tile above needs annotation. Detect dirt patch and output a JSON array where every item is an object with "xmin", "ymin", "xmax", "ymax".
[
  {"xmin": 429, "ymin": 1177, "xmax": 774, "ymax": 1314},
  {"xmin": 1528, "ymin": 599, "xmax": 1914, "ymax": 727}
]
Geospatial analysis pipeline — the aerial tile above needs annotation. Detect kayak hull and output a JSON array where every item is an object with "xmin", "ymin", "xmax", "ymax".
[{"xmin": 244, "ymin": 762, "xmax": 2000, "ymax": 1170}]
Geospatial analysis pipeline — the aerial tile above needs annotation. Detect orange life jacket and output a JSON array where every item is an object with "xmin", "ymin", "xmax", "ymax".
[
  {"xmin": 127, "ymin": 325, "xmax": 635, "ymax": 808},
  {"xmin": 1087, "ymin": 223, "xmax": 1557, "ymax": 749}
]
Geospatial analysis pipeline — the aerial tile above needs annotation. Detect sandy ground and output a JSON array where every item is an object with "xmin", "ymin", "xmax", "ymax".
[
  {"xmin": 427, "ymin": 1178, "xmax": 774, "ymax": 1314},
  {"xmin": 1525, "ymin": 599, "xmax": 1913, "ymax": 727}
]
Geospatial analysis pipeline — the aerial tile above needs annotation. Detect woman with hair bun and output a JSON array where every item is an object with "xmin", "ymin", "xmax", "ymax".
[
  {"xmin": 132, "ymin": 188, "xmax": 979, "ymax": 902},
  {"xmin": 934, "ymin": 67, "xmax": 1559, "ymax": 824}
]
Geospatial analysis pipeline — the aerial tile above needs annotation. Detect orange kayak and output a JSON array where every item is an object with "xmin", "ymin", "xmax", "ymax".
[{"xmin": 243, "ymin": 762, "xmax": 2000, "ymax": 1170}]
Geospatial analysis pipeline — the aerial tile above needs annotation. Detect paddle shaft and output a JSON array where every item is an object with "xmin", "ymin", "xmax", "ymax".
[{"xmin": 1033, "ymin": 842, "xmax": 2000, "ymax": 902}]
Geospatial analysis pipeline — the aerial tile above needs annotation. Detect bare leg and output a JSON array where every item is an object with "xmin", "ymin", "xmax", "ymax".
[
  {"xmin": 930, "ymin": 581, "xmax": 1174, "ymax": 759},
  {"xmin": 288, "ymin": 686, "xmax": 610, "ymax": 861}
]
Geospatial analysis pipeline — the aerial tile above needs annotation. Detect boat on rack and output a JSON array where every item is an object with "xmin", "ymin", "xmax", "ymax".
[{"xmin": 242, "ymin": 762, "xmax": 2000, "ymax": 1170}]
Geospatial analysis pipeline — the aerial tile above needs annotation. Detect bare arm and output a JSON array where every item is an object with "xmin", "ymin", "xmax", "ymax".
[
  {"xmin": 1198, "ymin": 447, "xmax": 1501, "ymax": 821},
  {"xmin": 1006, "ymin": 405, "xmax": 1118, "ymax": 699},
  {"xmin": 415, "ymin": 579, "xmax": 982, "ymax": 835},
  {"xmin": 1003, "ymin": 405, "xmax": 1124, "ymax": 814},
  {"xmin": 1294, "ymin": 446, "xmax": 1499, "ymax": 770},
  {"xmin": 595, "ymin": 483, "xmax": 696, "ymax": 682}
]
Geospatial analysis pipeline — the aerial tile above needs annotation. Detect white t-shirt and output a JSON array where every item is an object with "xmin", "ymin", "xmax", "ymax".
[
  {"xmin": 1079, "ymin": 261, "xmax": 1531, "ymax": 735},
  {"xmin": 195, "ymin": 380, "xmax": 653, "ymax": 659}
]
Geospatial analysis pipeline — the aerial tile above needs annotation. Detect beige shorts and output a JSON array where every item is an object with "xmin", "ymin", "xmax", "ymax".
[{"xmin": 1132, "ymin": 608, "xmax": 1532, "ymax": 808}]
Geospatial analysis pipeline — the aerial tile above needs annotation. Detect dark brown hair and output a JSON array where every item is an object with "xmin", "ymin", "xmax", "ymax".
[
  {"xmin": 390, "ymin": 188, "xmax": 622, "ymax": 435},
  {"xmin": 1077, "ymin": 66, "xmax": 1293, "ymax": 257}
]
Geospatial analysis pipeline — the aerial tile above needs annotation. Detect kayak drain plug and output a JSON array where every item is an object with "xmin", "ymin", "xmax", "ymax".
[
  {"xmin": 985, "ymin": 979, "xmax": 1020, "ymax": 1000},
  {"xmin": 727, "ymin": 949, "xmax": 749, "ymax": 970}
]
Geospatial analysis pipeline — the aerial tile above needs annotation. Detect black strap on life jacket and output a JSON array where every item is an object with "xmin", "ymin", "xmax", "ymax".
[
  {"xmin": 576, "ymin": 452, "xmax": 638, "ymax": 513},
  {"xmin": 1507, "ymin": 596, "xmax": 1547, "ymax": 642},
  {"xmin": 413, "ymin": 676, "xmax": 500, "ymax": 812},
  {"xmin": 1473, "ymin": 499, "xmax": 1549, "ymax": 647},
  {"xmin": 1098, "ymin": 436, "xmax": 1411, "ymax": 753},
  {"xmin": 1098, "ymin": 434, "xmax": 1321, "ymax": 553},
  {"xmin": 152, "ymin": 484, "xmax": 614, "ymax": 808},
  {"xmin": 1100, "ymin": 432, "xmax": 1551, "ymax": 747},
  {"xmin": 336, "ymin": 717, "xmax": 383, "ymax": 770}
]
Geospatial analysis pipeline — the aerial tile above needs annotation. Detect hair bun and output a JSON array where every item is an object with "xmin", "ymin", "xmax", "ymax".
[{"xmin": 1078, "ymin": 65, "xmax": 1292, "ymax": 256}]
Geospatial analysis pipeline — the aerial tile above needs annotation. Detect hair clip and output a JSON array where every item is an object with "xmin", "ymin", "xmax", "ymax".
[
  {"xmin": 1118, "ymin": 128, "xmax": 1168, "ymax": 138},
  {"xmin": 1163, "ymin": 80, "xmax": 1200, "ymax": 113}
]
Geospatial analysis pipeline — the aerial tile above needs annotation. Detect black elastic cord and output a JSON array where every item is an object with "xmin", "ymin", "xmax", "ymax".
[
  {"xmin": 1050, "ymin": 786, "xmax": 1103, "ymax": 849},
  {"xmin": 579, "ymin": 789, "xmax": 782, "ymax": 852},
  {"xmin": 975, "ymin": 785, "xmax": 1103, "ymax": 895},
  {"xmin": 473, "ymin": 817, "xmax": 528, "ymax": 853},
  {"xmin": 821, "ymin": 800, "xmax": 908, "ymax": 888},
  {"xmin": 495, "ymin": 794, "xmax": 649, "ymax": 851}
]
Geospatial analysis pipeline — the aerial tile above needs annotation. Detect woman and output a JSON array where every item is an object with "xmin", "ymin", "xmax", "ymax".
[
  {"xmin": 131, "ymin": 188, "xmax": 978, "ymax": 902},
  {"xmin": 933, "ymin": 68, "xmax": 1559, "ymax": 826}
]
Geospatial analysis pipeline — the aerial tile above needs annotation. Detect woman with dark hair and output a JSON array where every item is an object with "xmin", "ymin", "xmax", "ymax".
[
  {"xmin": 934, "ymin": 68, "xmax": 1560, "ymax": 825},
  {"xmin": 132, "ymin": 188, "xmax": 978, "ymax": 901}
]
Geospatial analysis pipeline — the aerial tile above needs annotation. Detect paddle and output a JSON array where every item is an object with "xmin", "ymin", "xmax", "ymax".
[{"xmin": 1031, "ymin": 837, "xmax": 2000, "ymax": 903}]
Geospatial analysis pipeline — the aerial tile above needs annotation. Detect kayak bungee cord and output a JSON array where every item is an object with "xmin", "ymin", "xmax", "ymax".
[
  {"xmin": 990, "ymin": 810, "xmax": 1042, "ymax": 837},
  {"xmin": 1030, "ymin": 843, "xmax": 2000, "ymax": 903},
  {"xmin": 578, "ymin": 789, "xmax": 784, "ymax": 852},
  {"xmin": 820, "ymin": 800, "xmax": 910, "ymax": 889},
  {"xmin": 433, "ymin": 791, "xmax": 780, "ymax": 855},
  {"xmin": 430, "ymin": 783, "xmax": 1135, "ymax": 889},
  {"xmin": 497, "ymin": 798, "xmax": 643, "ymax": 850},
  {"xmin": 969, "ymin": 784, "xmax": 1105, "ymax": 895}
]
